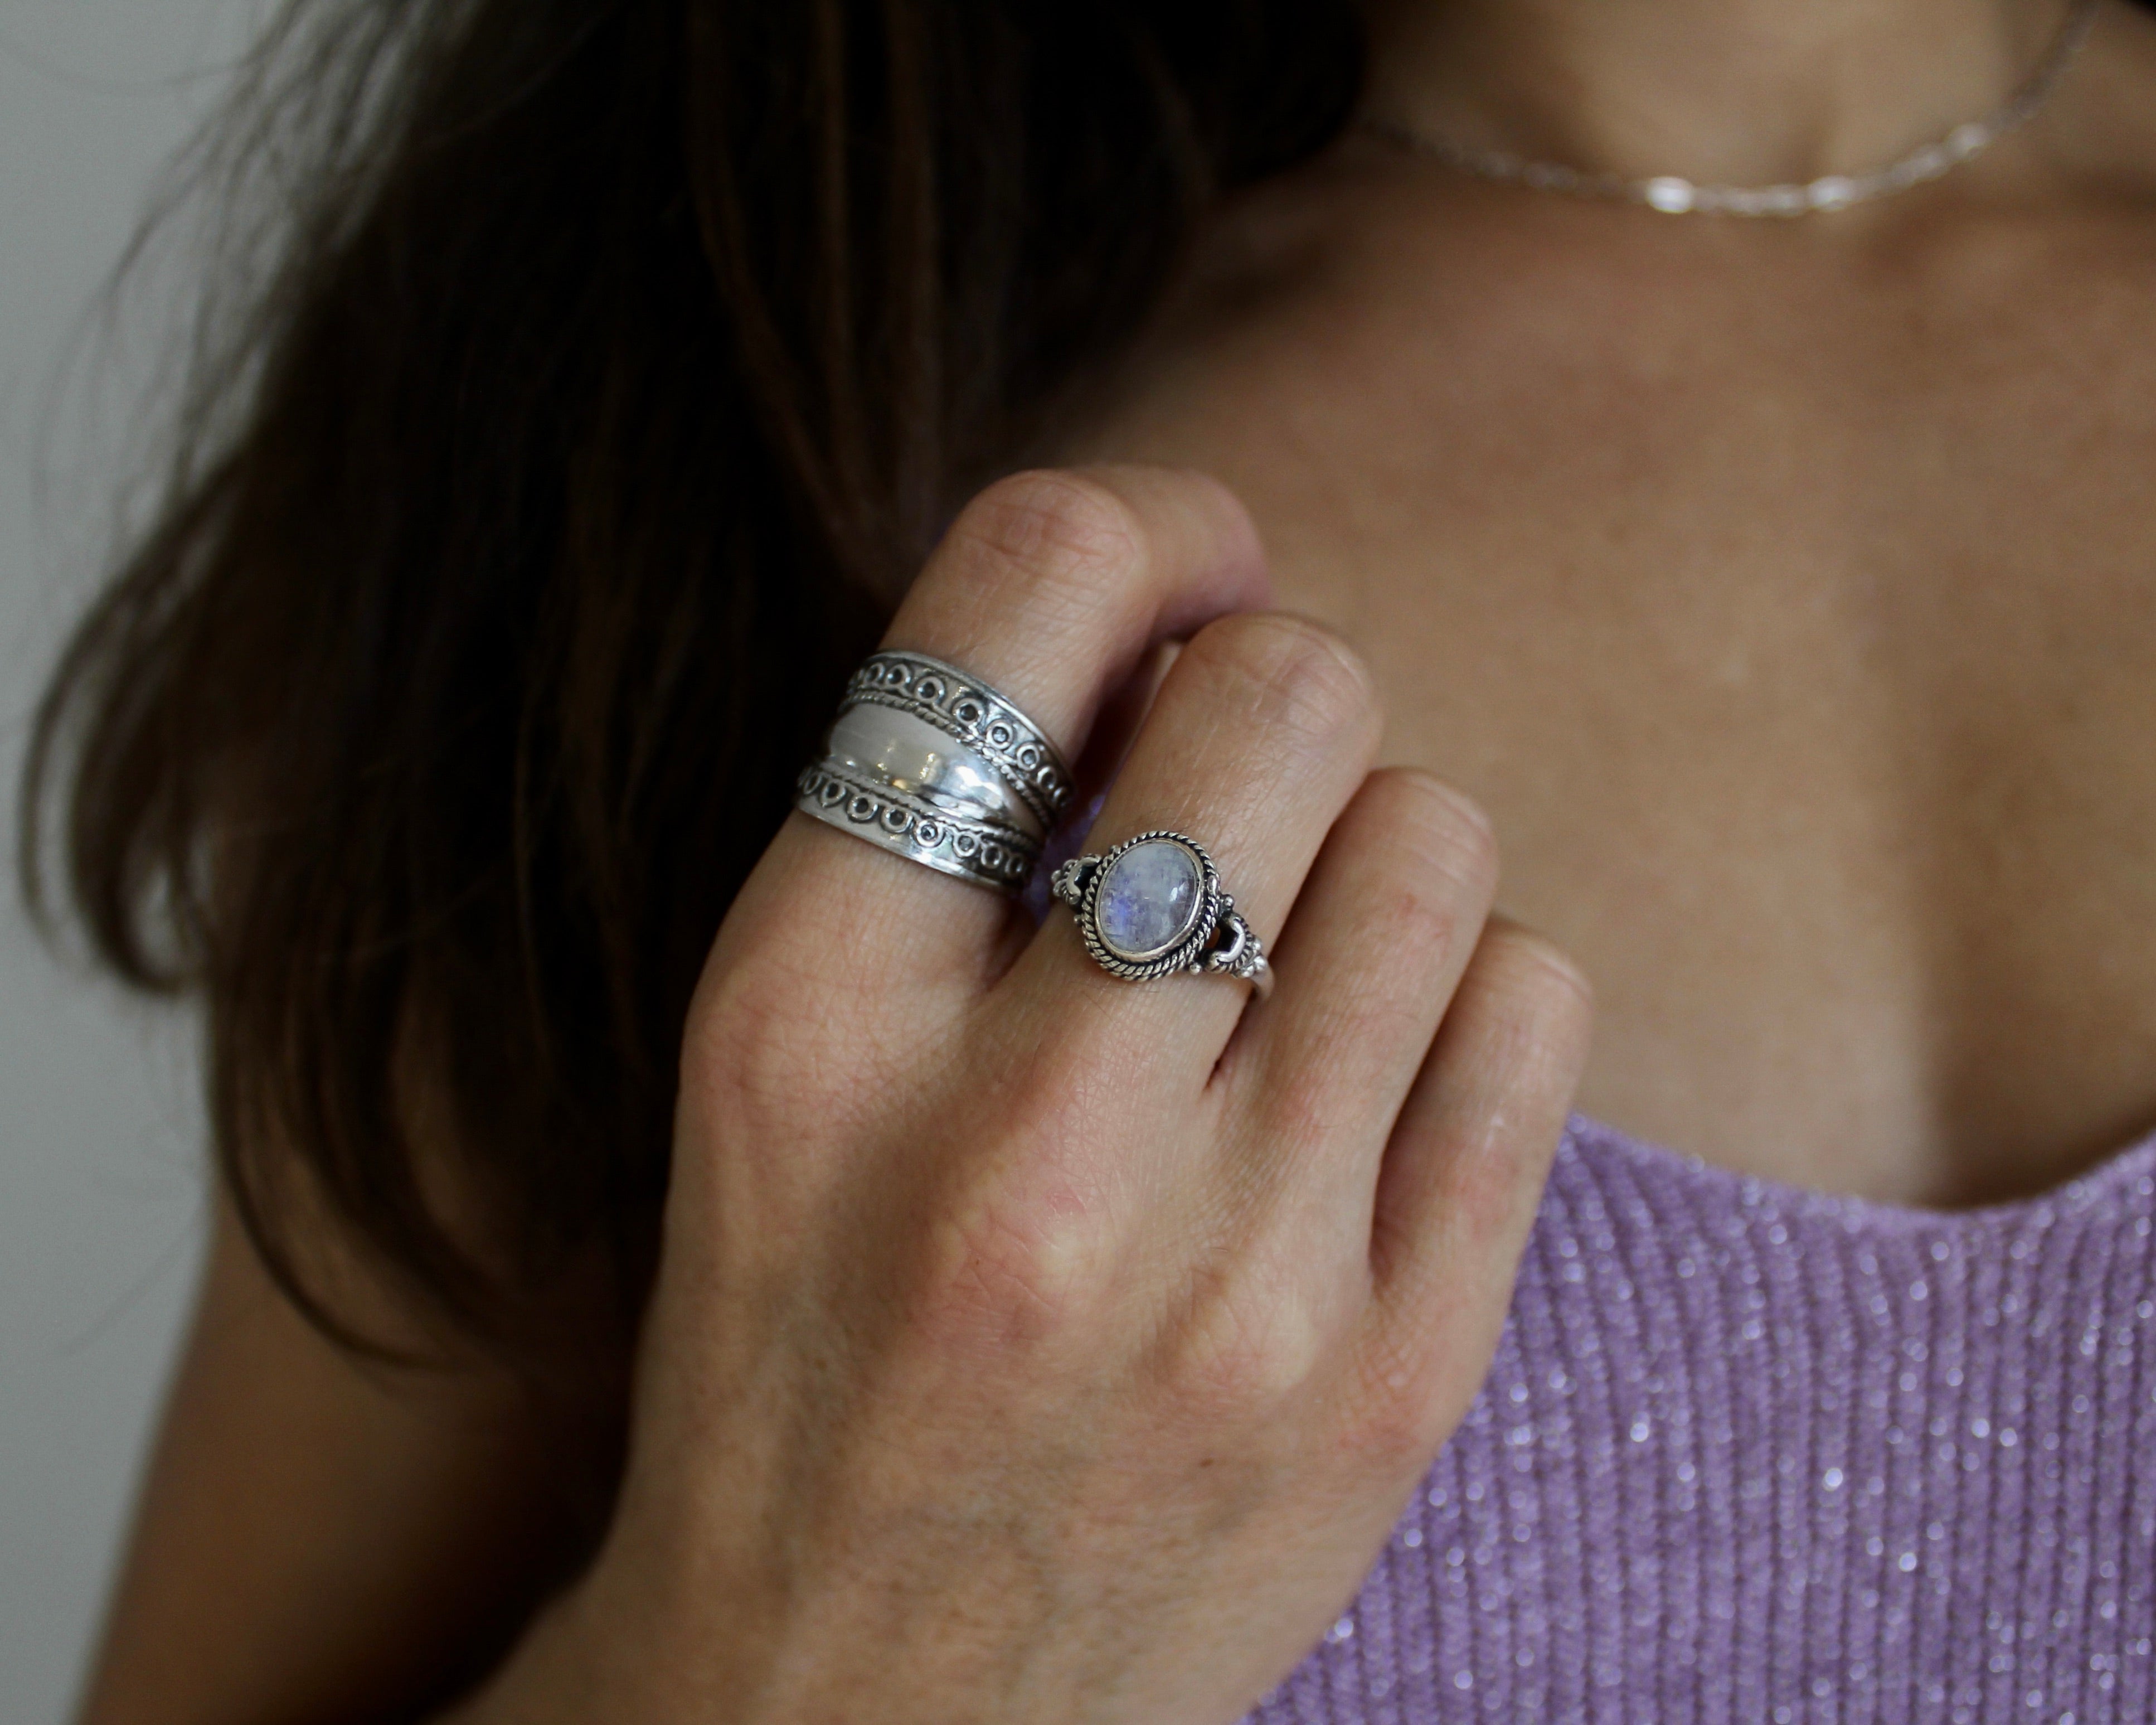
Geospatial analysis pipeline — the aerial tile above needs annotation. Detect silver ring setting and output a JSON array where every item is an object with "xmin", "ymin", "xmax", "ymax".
[
  {"xmin": 818, "ymin": 704, "xmax": 1047, "ymax": 840},
  {"xmin": 844, "ymin": 651, "xmax": 1075, "ymax": 832},
  {"xmin": 1051, "ymin": 831, "xmax": 1273, "ymax": 997},
  {"xmin": 795, "ymin": 650, "xmax": 1075, "ymax": 894},
  {"xmin": 796, "ymin": 761, "xmax": 1038, "ymax": 892}
]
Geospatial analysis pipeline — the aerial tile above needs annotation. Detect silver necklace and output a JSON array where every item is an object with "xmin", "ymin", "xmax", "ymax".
[{"xmin": 1362, "ymin": 0, "xmax": 2100, "ymax": 217}]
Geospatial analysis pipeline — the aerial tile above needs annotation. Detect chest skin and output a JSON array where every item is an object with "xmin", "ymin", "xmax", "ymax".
[{"xmin": 1047, "ymin": 141, "xmax": 2156, "ymax": 1209}]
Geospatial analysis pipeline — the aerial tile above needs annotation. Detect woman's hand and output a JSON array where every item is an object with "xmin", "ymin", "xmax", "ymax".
[{"xmin": 467, "ymin": 466, "xmax": 1592, "ymax": 1725}]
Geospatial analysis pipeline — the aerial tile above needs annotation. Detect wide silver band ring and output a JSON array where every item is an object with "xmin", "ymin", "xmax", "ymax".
[
  {"xmin": 819, "ymin": 704, "xmax": 1046, "ymax": 839},
  {"xmin": 796, "ymin": 761, "xmax": 1040, "ymax": 892},
  {"xmin": 844, "ymin": 651, "xmax": 1075, "ymax": 832},
  {"xmin": 795, "ymin": 650, "xmax": 1071, "ymax": 894},
  {"xmin": 1050, "ymin": 831, "xmax": 1273, "ymax": 999}
]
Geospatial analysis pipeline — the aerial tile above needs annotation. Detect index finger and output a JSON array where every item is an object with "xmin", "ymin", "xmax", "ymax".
[
  {"xmin": 764, "ymin": 464, "xmax": 1272, "ymax": 955},
  {"xmin": 888, "ymin": 465, "xmax": 1270, "ymax": 767}
]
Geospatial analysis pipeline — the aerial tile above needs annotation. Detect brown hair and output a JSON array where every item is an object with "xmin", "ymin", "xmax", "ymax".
[{"xmin": 22, "ymin": 0, "xmax": 1362, "ymax": 1368}]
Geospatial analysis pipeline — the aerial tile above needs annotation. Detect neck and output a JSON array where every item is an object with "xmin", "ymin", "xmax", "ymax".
[{"xmin": 1360, "ymin": 0, "xmax": 2084, "ymax": 187}]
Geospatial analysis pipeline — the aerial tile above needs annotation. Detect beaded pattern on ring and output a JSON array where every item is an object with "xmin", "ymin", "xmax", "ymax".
[
  {"xmin": 845, "ymin": 651, "xmax": 1075, "ymax": 833},
  {"xmin": 797, "ymin": 761, "xmax": 1040, "ymax": 891}
]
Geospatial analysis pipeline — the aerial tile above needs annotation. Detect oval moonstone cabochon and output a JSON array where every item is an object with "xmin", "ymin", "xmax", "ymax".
[{"xmin": 1095, "ymin": 839, "xmax": 1205, "ymax": 962}]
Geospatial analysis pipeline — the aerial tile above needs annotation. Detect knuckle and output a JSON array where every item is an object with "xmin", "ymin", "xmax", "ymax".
[
  {"xmin": 1163, "ymin": 1259, "xmax": 1333, "ymax": 1417},
  {"xmin": 1334, "ymin": 1332, "xmax": 1459, "ymax": 1472},
  {"xmin": 1422, "ymin": 1084, "xmax": 1566, "ymax": 1273},
  {"xmin": 1386, "ymin": 883, "xmax": 1470, "ymax": 981},
  {"xmin": 1182, "ymin": 612, "xmax": 1380, "ymax": 747},
  {"xmin": 1376, "ymin": 768, "xmax": 1499, "ymax": 895},
  {"xmin": 1256, "ymin": 1068, "xmax": 1350, "ymax": 1167},
  {"xmin": 947, "ymin": 468, "xmax": 1147, "ymax": 608},
  {"xmin": 1361, "ymin": 871, "xmax": 1473, "ymax": 986},
  {"xmin": 900, "ymin": 1065, "xmax": 1124, "ymax": 1355},
  {"xmin": 910, "ymin": 1174, "xmax": 1111, "ymax": 1355},
  {"xmin": 1482, "ymin": 923, "xmax": 1597, "ymax": 1030},
  {"xmin": 1179, "ymin": 1309, "xmax": 1322, "ymax": 1418}
]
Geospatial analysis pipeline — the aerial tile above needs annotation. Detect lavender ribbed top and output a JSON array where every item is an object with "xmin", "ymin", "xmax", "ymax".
[{"xmin": 1250, "ymin": 1113, "xmax": 2156, "ymax": 1724}]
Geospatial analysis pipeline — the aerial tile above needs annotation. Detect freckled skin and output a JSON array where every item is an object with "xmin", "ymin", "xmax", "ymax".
[
  {"xmin": 73, "ymin": 9, "xmax": 2156, "ymax": 1723},
  {"xmin": 1051, "ymin": 11, "xmax": 2156, "ymax": 1208}
]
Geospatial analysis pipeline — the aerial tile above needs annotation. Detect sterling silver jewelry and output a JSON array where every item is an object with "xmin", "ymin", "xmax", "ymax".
[
  {"xmin": 844, "ymin": 651, "xmax": 1075, "ymax": 832},
  {"xmin": 821, "ymin": 703, "xmax": 1047, "ymax": 839},
  {"xmin": 1362, "ymin": 0, "xmax": 2097, "ymax": 218},
  {"xmin": 797, "ymin": 651, "xmax": 1070, "ymax": 893},
  {"xmin": 1052, "ymin": 831, "xmax": 1273, "ymax": 999},
  {"xmin": 796, "ymin": 759, "xmax": 1040, "ymax": 891}
]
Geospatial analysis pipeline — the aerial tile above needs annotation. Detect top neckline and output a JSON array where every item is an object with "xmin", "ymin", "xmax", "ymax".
[
  {"xmin": 1566, "ymin": 1110, "xmax": 2156, "ymax": 1238},
  {"xmin": 1060, "ymin": 789, "xmax": 2156, "ymax": 1236}
]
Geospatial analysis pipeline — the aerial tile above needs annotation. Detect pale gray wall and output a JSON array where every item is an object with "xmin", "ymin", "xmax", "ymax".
[{"xmin": 1, "ymin": 3, "xmax": 266, "ymax": 1717}]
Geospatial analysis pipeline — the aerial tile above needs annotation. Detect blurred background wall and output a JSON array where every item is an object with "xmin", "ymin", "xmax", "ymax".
[{"xmin": 2, "ymin": 3, "xmax": 261, "ymax": 1716}]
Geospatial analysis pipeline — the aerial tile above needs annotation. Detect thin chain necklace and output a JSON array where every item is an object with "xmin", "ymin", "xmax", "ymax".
[{"xmin": 1361, "ymin": 0, "xmax": 2100, "ymax": 216}]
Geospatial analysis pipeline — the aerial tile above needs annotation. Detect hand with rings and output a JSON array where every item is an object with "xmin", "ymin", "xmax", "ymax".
[{"xmin": 463, "ymin": 466, "xmax": 1594, "ymax": 1725}]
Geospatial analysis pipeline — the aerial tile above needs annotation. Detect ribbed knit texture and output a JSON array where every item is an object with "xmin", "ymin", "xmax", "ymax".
[{"xmin": 1250, "ymin": 1114, "xmax": 2156, "ymax": 1724}]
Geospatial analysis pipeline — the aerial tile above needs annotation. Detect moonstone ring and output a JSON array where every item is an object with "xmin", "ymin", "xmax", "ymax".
[{"xmin": 1050, "ymin": 831, "xmax": 1273, "ymax": 998}]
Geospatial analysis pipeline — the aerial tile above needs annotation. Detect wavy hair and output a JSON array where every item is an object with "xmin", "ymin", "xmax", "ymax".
[{"xmin": 21, "ymin": 0, "xmax": 1362, "ymax": 1370}]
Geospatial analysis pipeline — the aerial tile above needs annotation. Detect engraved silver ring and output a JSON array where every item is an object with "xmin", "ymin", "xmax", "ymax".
[
  {"xmin": 795, "ymin": 651, "xmax": 1075, "ymax": 894},
  {"xmin": 1051, "ymin": 831, "xmax": 1273, "ymax": 999},
  {"xmin": 844, "ymin": 651, "xmax": 1074, "ymax": 832}
]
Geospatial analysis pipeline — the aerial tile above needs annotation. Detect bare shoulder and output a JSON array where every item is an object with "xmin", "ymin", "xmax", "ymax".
[{"xmin": 77, "ymin": 1192, "xmax": 618, "ymax": 1725}]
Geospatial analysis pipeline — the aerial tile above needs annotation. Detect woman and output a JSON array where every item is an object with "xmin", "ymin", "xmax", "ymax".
[{"xmin": 34, "ymin": 0, "xmax": 2156, "ymax": 1718}]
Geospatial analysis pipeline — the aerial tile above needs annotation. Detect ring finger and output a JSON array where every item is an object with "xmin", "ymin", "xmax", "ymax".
[{"xmin": 1006, "ymin": 607, "xmax": 1384, "ymax": 1072}]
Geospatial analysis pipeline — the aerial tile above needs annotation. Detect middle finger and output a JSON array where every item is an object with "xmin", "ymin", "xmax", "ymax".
[{"xmin": 1006, "ymin": 609, "xmax": 1383, "ymax": 1073}]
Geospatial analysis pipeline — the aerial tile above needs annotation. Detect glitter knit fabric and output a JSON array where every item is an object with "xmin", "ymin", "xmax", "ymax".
[{"xmin": 1250, "ymin": 1114, "xmax": 2156, "ymax": 1724}]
